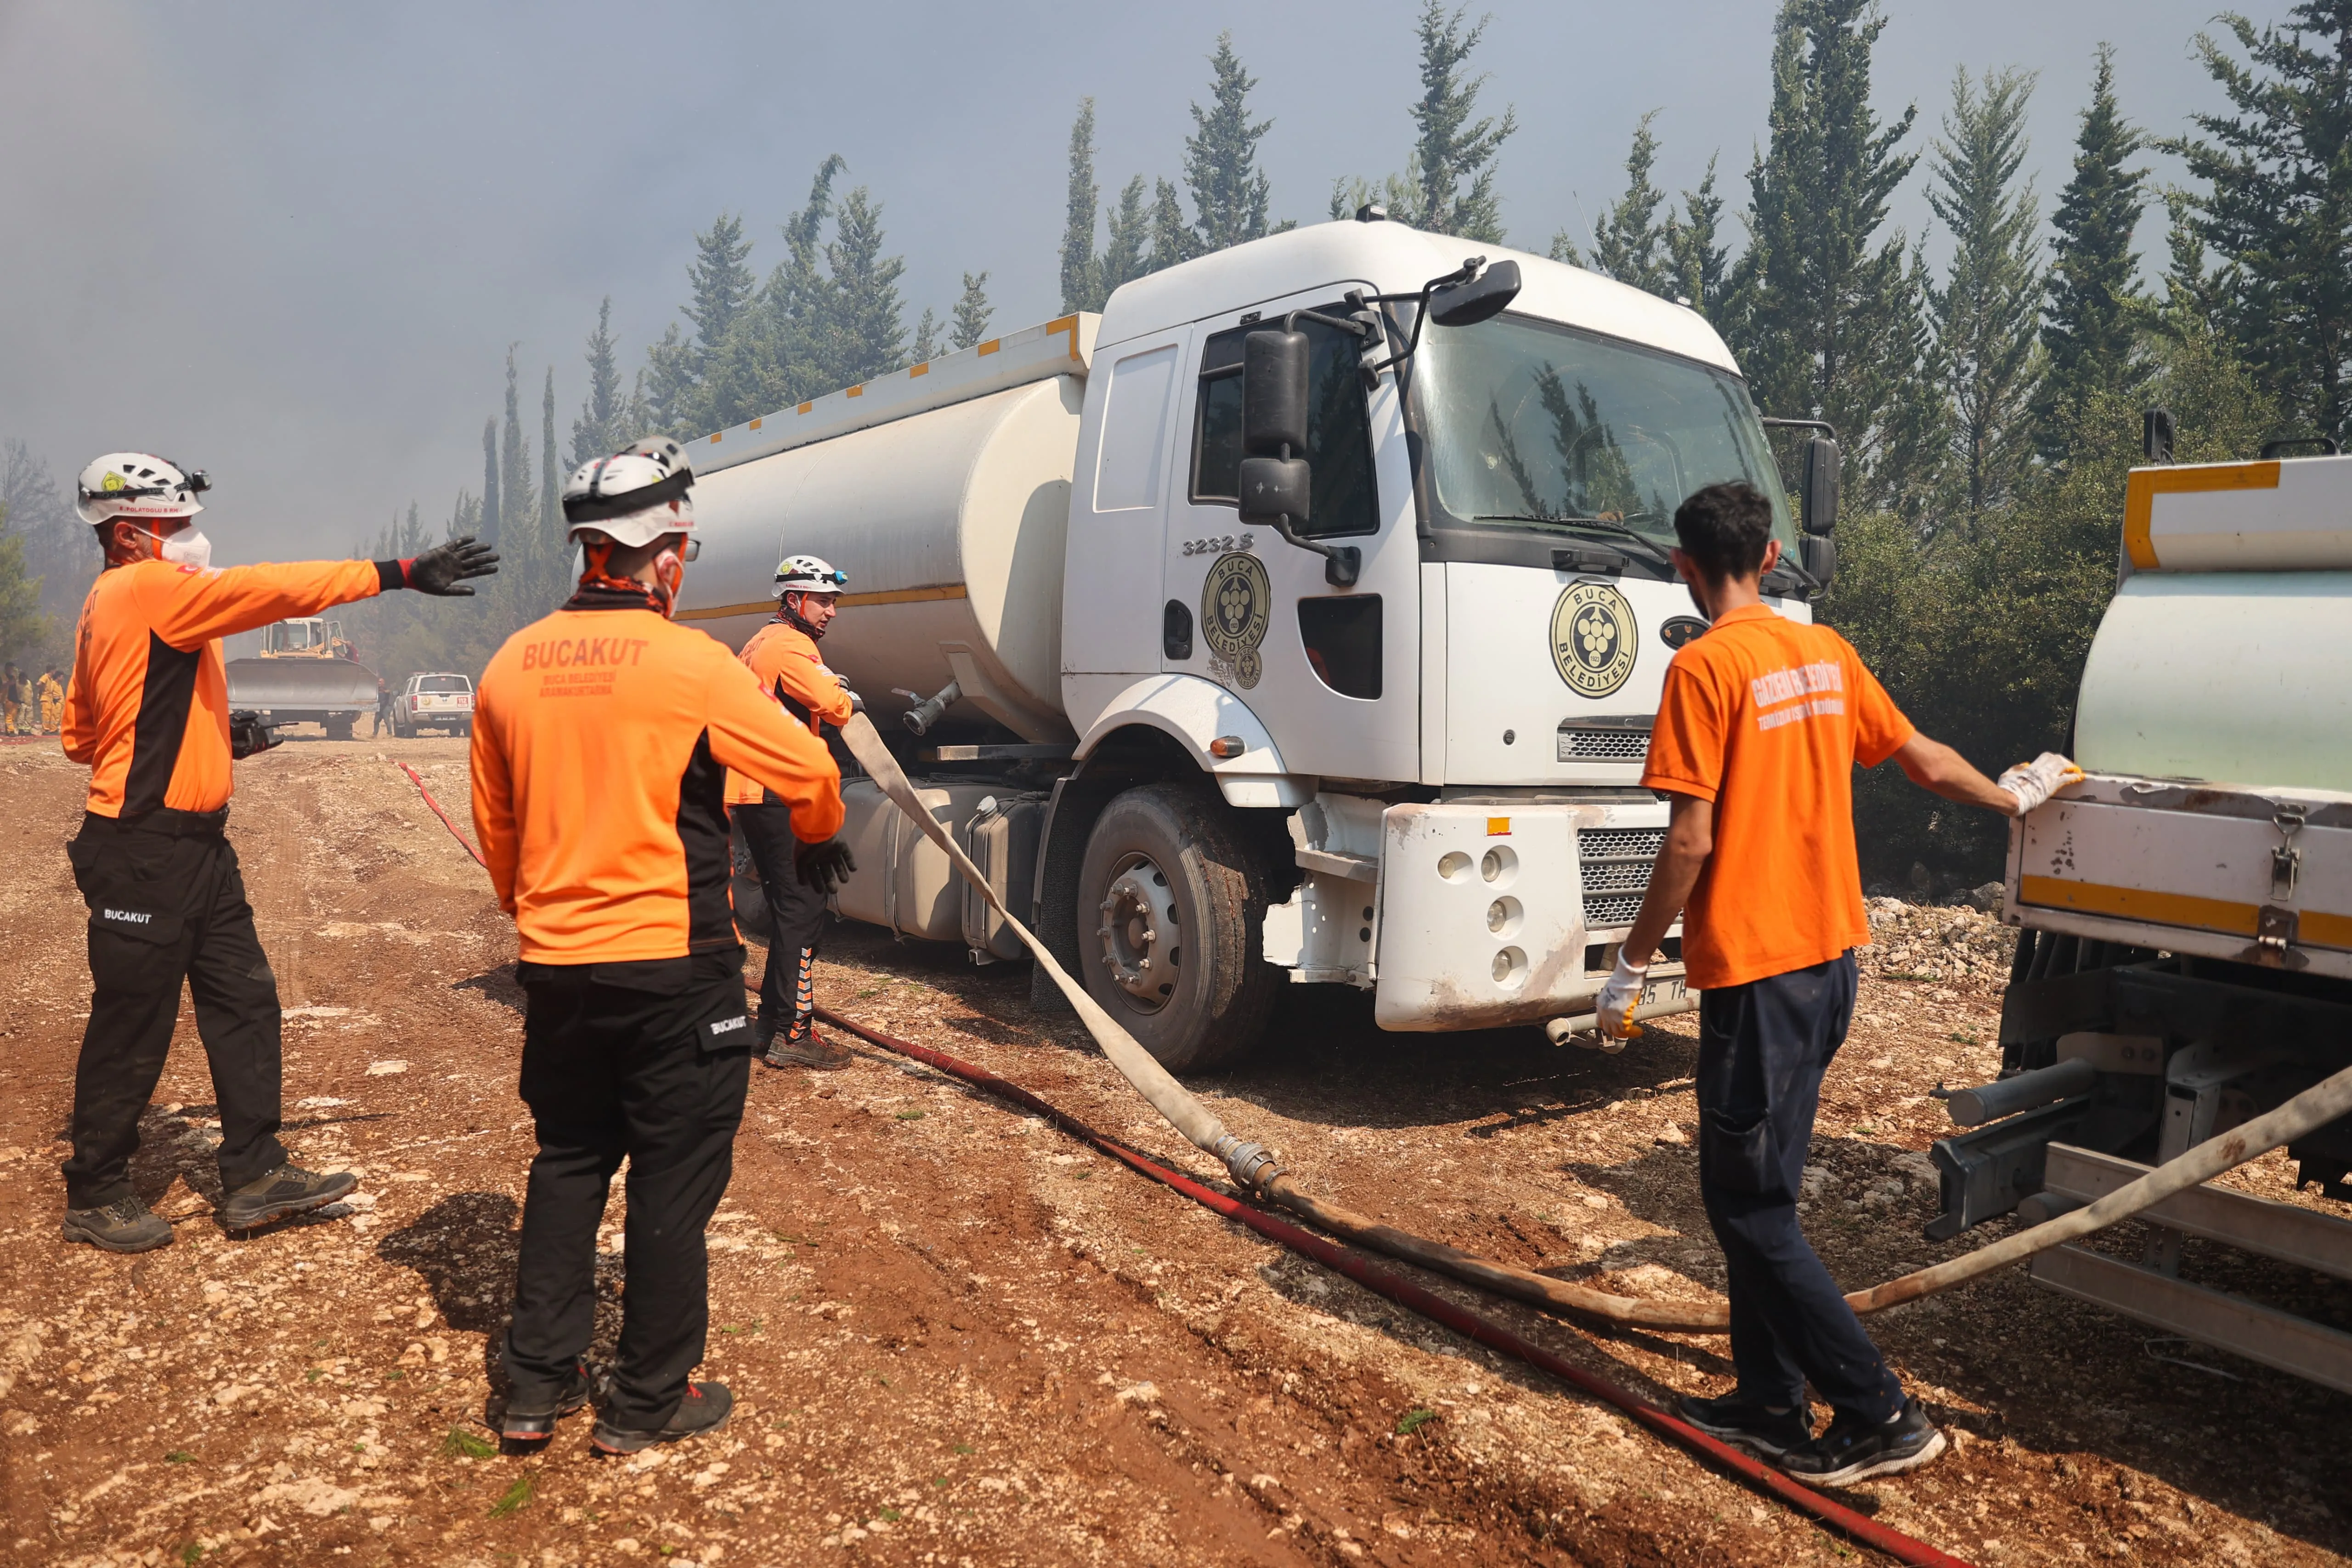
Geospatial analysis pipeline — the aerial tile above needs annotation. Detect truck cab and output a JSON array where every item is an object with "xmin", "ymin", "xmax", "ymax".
[{"xmin": 680, "ymin": 219, "xmax": 1835, "ymax": 1070}]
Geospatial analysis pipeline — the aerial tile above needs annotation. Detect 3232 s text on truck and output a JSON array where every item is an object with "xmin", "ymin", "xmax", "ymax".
[{"xmin": 683, "ymin": 215, "xmax": 1843, "ymax": 1070}]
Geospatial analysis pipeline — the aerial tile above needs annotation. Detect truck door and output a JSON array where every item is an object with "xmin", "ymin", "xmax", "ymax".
[{"xmin": 1164, "ymin": 291, "xmax": 1417, "ymax": 783}]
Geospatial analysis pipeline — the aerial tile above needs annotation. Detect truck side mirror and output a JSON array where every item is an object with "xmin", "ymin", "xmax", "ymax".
[
  {"xmin": 1800, "ymin": 532, "xmax": 1837, "ymax": 590},
  {"xmin": 1800, "ymin": 435, "xmax": 1840, "ymax": 536},
  {"xmin": 2144, "ymin": 407, "xmax": 2176, "ymax": 463},
  {"xmin": 1428, "ymin": 259, "xmax": 1521, "ymax": 328},
  {"xmin": 1242, "ymin": 329, "xmax": 1308, "ymax": 456}
]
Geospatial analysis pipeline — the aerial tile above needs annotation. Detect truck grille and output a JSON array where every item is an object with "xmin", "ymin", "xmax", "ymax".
[
  {"xmin": 1578, "ymin": 828, "xmax": 1664, "ymax": 928},
  {"xmin": 1582, "ymin": 893, "xmax": 1647, "ymax": 928},
  {"xmin": 1557, "ymin": 725, "xmax": 1651, "ymax": 762}
]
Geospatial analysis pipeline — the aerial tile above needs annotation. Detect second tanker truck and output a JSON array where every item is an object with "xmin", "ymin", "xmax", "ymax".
[{"xmin": 682, "ymin": 216, "xmax": 1841, "ymax": 1070}]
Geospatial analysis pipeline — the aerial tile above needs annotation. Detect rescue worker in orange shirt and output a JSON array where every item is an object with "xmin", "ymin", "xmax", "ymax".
[
  {"xmin": 58, "ymin": 452, "xmax": 498, "ymax": 1252},
  {"xmin": 729, "ymin": 554, "xmax": 857, "ymax": 1070},
  {"xmin": 471, "ymin": 439, "xmax": 853, "ymax": 1457},
  {"xmin": 1604, "ymin": 481, "xmax": 2075, "ymax": 1485}
]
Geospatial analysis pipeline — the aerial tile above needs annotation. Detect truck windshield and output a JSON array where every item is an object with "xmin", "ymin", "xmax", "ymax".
[{"xmin": 1417, "ymin": 314, "xmax": 1798, "ymax": 563}]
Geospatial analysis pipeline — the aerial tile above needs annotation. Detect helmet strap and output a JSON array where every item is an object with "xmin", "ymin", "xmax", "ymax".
[
  {"xmin": 577, "ymin": 535, "xmax": 685, "ymax": 618},
  {"xmin": 777, "ymin": 590, "xmax": 825, "ymax": 640}
]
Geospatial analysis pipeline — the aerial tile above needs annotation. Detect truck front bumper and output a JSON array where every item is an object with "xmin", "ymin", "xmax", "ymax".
[{"xmin": 1370, "ymin": 798, "xmax": 1693, "ymax": 1031}]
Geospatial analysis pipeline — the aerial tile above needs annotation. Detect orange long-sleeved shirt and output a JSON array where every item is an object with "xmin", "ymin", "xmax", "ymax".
[
  {"xmin": 64, "ymin": 557, "xmax": 391, "ymax": 818},
  {"xmin": 470, "ymin": 601, "xmax": 847, "ymax": 965},
  {"xmin": 724, "ymin": 618, "xmax": 854, "ymax": 807}
]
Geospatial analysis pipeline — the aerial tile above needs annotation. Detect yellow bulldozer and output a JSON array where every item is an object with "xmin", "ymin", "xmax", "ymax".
[{"xmin": 223, "ymin": 618, "xmax": 380, "ymax": 740}]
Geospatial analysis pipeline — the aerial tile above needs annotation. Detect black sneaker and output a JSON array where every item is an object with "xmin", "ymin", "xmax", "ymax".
[
  {"xmin": 590, "ymin": 1380, "xmax": 733, "ymax": 1455},
  {"xmin": 1780, "ymin": 1397, "xmax": 1947, "ymax": 1485},
  {"xmin": 61, "ymin": 1195, "xmax": 175, "ymax": 1254},
  {"xmin": 217, "ymin": 1164, "xmax": 357, "ymax": 1231},
  {"xmin": 1673, "ymin": 1391, "xmax": 1813, "ymax": 1460},
  {"xmin": 500, "ymin": 1361, "xmax": 592, "ymax": 1455}
]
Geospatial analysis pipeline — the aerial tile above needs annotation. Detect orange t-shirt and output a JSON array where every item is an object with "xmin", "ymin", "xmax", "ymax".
[
  {"xmin": 1640, "ymin": 603, "xmax": 1914, "ymax": 991},
  {"xmin": 724, "ymin": 618, "xmax": 854, "ymax": 806}
]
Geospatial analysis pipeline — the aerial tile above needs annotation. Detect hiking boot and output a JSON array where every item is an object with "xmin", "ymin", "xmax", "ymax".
[
  {"xmin": 1779, "ymin": 1397, "xmax": 1947, "ymax": 1485},
  {"xmin": 500, "ymin": 1361, "xmax": 593, "ymax": 1455},
  {"xmin": 590, "ymin": 1380, "xmax": 733, "ymax": 1455},
  {"xmin": 61, "ymin": 1195, "xmax": 174, "ymax": 1254},
  {"xmin": 217, "ymin": 1164, "xmax": 357, "ymax": 1231},
  {"xmin": 764, "ymin": 1026, "xmax": 852, "ymax": 1071},
  {"xmin": 1673, "ymin": 1390, "xmax": 1813, "ymax": 1461}
]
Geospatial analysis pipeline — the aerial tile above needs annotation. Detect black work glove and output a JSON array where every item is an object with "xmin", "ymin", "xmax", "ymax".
[
  {"xmin": 407, "ymin": 536, "xmax": 501, "ymax": 596},
  {"xmin": 793, "ymin": 837, "xmax": 857, "ymax": 895}
]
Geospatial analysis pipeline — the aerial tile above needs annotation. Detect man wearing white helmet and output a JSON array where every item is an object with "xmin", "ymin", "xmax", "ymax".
[
  {"xmin": 57, "ymin": 453, "xmax": 499, "ymax": 1254},
  {"xmin": 471, "ymin": 440, "xmax": 855, "ymax": 1456},
  {"xmin": 726, "ymin": 553, "xmax": 856, "ymax": 1069}
]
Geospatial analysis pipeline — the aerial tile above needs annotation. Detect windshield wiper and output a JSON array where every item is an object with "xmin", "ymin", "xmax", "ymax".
[{"xmin": 1472, "ymin": 514, "xmax": 1675, "ymax": 569}]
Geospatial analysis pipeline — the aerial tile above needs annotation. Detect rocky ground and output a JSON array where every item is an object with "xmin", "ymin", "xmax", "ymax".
[{"xmin": 1, "ymin": 736, "xmax": 2347, "ymax": 1568}]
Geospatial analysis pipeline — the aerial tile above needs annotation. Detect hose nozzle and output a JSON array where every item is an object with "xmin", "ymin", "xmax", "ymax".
[
  {"xmin": 901, "ymin": 679, "xmax": 962, "ymax": 737},
  {"xmin": 1212, "ymin": 1134, "xmax": 1283, "ymax": 1194}
]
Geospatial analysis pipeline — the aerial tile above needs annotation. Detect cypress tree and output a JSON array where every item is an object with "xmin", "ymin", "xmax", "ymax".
[
  {"xmin": 1184, "ymin": 32, "xmax": 1275, "ymax": 252},
  {"xmin": 1928, "ymin": 66, "xmax": 2043, "ymax": 520},
  {"xmin": 1562, "ymin": 112, "xmax": 1673, "ymax": 294},
  {"xmin": 1100, "ymin": 177, "xmax": 1151, "ymax": 300},
  {"xmin": 823, "ymin": 187, "xmax": 907, "ymax": 388},
  {"xmin": 541, "ymin": 367, "xmax": 560, "ymax": 539},
  {"xmin": 683, "ymin": 214, "xmax": 756, "ymax": 366},
  {"xmin": 500, "ymin": 348, "xmax": 535, "ymax": 563},
  {"xmin": 1664, "ymin": 158, "xmax": 1731, "ymax": 315},
  {"xmin": 2035, "ymin": 46, "xmax": 2148, "ymax": 459},
  {"xmin": 1060, "ymin": 100, "xmax": 1101, "ymax": 314},
  {"xmin": 2167, "ymin": 2, "xmax": 2352, "ymax": 442},
  {"xmin": 572, "ymin": 297, "xmax": 625, "ymax": 467},
  {"xmin": 480, "ymin": 418, "xmax": 500, "ymax": 546},
  {"xmin": 1727, "ymin": 0, "xmax": 1922, "ymax": 498},
  {"xmin": 1409, "ymin": 2, "xmax": 1516, "ymax": 242},
  {"xmin": 952, "ymin": 272, "xmax": 993, "ymax": 348},
  {"xmin": 1148, "ymin": 179, "xmax": 1197, "ymax": 271}
]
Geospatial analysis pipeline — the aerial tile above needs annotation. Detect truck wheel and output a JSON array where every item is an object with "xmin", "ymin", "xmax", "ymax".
[{"xmin": 1077, "ymin": 783, "xmax": 1278, "ymax": 1072}]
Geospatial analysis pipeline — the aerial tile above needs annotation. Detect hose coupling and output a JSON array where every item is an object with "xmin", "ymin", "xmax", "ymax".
[{"xmin": 1213, "ymin": 1135, "xmax": 1284, "ymax": 1193}]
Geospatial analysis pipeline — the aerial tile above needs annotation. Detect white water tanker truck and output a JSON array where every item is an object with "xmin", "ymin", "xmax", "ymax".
[
  {"xmin": 683, "ymin": 217, "xmax": 1842, "ymax": 1070},
  {"xmin": 1930, "ymin": 421, "xmax": 2352, "ymax": 1391}
]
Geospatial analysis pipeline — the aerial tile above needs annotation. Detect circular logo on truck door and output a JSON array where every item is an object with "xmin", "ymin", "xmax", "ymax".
[
  {"xmin": 1200, "ymin": 552, "xmax": 1270, "ymax": 691},
  {"xmin": 1550, "ymin": 581, "xmax": 1638, "ymax": 697}
]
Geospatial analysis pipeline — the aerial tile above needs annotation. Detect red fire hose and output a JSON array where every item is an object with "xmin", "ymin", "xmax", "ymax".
[
  {"xmin": 813, "ymin": 1004, "xmax": 1975, "ymax": 1568},
  {"xmin": 396, "ymin": 760, "xmax": 486, "ymax": 868}
]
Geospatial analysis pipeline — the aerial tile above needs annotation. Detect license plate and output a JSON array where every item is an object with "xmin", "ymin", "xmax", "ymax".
[{"xmin": 1639, "ymin": 975, "xmax": 1688, "ymax": 1010}]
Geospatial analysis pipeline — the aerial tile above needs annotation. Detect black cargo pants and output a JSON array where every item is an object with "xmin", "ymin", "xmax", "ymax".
[
  {"xmin": 734, "ymin": 802, "xmax": 828, "ymax": 1043},
  {"xmin": 505, "ymin": 953, "xmax": 753, "ymax": 1430},
  {"xmin": 61, "ymin": 809, "xmax": 288, "ymax": 1210},
  {"xmin": 1696, "ymin": 950, "xmax": 1905, "ymax": 1424}
]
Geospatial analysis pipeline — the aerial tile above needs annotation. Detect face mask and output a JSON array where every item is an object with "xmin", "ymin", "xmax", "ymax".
[{"xmin": 130, "ymin": 524, "xmax": 210, "ymax": 569}]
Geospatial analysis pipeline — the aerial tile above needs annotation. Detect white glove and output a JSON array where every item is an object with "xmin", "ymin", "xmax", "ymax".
[
  {"xmin": 1596, "ymin": 952, "xmax": 1649, "ymax": 1045},
  {"xmin": 1996, "ymin": 752, "xmax": 2083, "ymax": 817}
]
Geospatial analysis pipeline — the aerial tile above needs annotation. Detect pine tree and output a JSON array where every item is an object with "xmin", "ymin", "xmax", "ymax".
[
  {"xmin": 683, "ymin": 214, "xmax": 756, "ymax": 366},
  {"xmin": 480, "ymin": 418, "xmax": 500, "ymax": 546},
  {"xmin": 2167, "ymin": 2, "xmax": 2352, "ymax": 443},
  {"xmin": 2035, "ymin": 46, "xmax": 2147, "ymax": 461},
  {"xmin": 572, "ymin": 297, "xmax": 626, "ymax": 467},
  {"xmin": 1060, "ymin": 99, "xmax": 1102, "ymax": 314},
  {"xmin": 952, "ymin": 272, "xmax": 993, "ymax": 348},
  {"xmin": 1726, "ymin": 0, "xmax": 1922, "ymax": 504},
  {"xmin": 1148, "ymin": 179, "xmax": 1198, "ymax": 271},
  {"xmin": 908, "ymin": 308, "xmax": 941, "ymax": 367},
  {"xmin": 2148, "ymin": 190, "xmax": 2235, "ymax": 342},
  {"xmin": 1101, "ymin": 177, "xmax": 1152, "ymax": 300},
  {"xmin": 1410, "ymin": 2, "xmax": 1517, "ymax": 242},
  {"xmin": 1185, "ymin": 32, "xmax": 1275, "ymax": 252},
  {"xmin": 696, "ymin": 155, "xmax": 846, "ymax": 426},
  {"xmin": 822, "ymin": 187, "xmax": 908, "ymax": 388},
  {"xmin": 1664, "ymin": 158, "xmax": 1731, "ymax": 314},
  {"xmin": 541, "ymin": 367, "xmax": 561, "ymax": 538},
  {"xmin": 1929, "ymin": 66, "xmax": 2043, "ymax": 521},
  {"xmin": 1567, "ymin": 112, "xmax": 1674, "ymax": 294}
]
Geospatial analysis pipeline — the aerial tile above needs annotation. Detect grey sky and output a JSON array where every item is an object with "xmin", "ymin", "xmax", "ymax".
[{"xmin": 0, "ymin": 0, "xmax": 2288, "ymax": 563}]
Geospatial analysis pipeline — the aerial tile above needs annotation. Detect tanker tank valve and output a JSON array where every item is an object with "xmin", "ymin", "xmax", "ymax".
[{"xmin": 901, "ymin": 680, "xmax": 963, "ymax": 737}]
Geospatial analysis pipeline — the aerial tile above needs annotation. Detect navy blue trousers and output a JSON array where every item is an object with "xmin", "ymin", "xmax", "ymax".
[{"xmin": 1696, "ymin": 950, "xmax": 1903, "ymax": 1422}]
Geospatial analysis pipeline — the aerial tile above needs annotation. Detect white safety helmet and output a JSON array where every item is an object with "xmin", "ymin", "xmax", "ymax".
[
  {"xmin": 561, "ymin": 436, "xmax": 695, "ymax": 548},
  {"xmin": 76, "ymin": 453, "xmax": 209, "ymax": 527},
  {"xmin": 772, "ymin": 554, "xmax": 848, "ymax": 599}
]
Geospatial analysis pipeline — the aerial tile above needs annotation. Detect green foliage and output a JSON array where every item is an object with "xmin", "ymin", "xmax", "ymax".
[
  {"xmin": 1724, "ymin": 0, "xmax": 1922, "ymax": 517},
  {"xmin": 1928, "ymin": 66, "xmax": 2043, "ymax": 522},
  {"xmin": 2167, "ymin": 2, "xmax": 2352, "ymax": 444},
  {"xmin": 489, "ymin": 1473, "xmax": 534, "ymax": 1517},
  {"xmin": 2036, "ymin": 46, "xmax": 2148, "ymax": 462},
  {"xmin": 1826, "ymin": 332, "xmax": 2280, "ymax": 882},
  {"xmin": 1558, "ymin": 112, "xmax": 1671, "ymax": 293},
  {"xmin": 1408, "ymin": 2, "xmax": 1516, "ymax": 241},
  {"xmin": 1183, "ymin": 33, "xmax": 1275, "ymax": 253},
  {"xmin": 950, "ymin": 272, "xmax": 993, "ymax": 350},
  {"xmin": 1395, "ymin": 1407, "xmax": 1439, "ymax": 1435},
  {"xmin": 479, "ymin": 417, "xmax": 500, "ymax": 547},
  {"xmin": 441, "ymin": 1426, "xmax": 497, "ymax": 1460},
  {"xmin": 1059, "ymin": 99, "xmax": 1102, "ymax": 314},
  {"xmin": 1664, "ymin": 158, "xmax": 1732, "ymax": 317}
]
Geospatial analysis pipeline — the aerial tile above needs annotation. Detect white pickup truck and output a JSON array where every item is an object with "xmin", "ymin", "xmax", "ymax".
[
  {"xmin": 685, "ymin": 216, "xmax": 1843, "ymax": 1070},
  {"xmin": 390, "ymin": 672, "xmax": 475, "ymax": 738},
  {"xmin": 1933, "ymin": 433, "xmax": 2352, "ymax": 1392}
]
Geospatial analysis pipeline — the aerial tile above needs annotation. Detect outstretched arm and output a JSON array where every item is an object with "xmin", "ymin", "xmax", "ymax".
[{"xmin": 1892, "ymin": 733, "xmax": 2078, "ymax": 817}]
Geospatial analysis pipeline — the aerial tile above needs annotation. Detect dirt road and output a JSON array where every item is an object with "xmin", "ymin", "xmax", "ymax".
[{"xmin": 2, "ymin": 738, "xmax": 2347, "ymax": 1566}]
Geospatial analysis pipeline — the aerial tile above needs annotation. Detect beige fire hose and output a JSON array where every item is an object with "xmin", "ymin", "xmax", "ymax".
[{"xmin": 837, "ymin": 714, "xmax": 2352, "ymax": 1335}]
